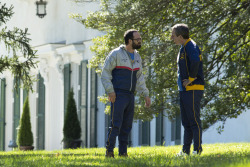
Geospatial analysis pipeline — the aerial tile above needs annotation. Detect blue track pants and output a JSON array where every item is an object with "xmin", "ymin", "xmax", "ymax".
[
  {"xmin": 106, "ymin": 90, "xmax": 134, "ymax": 154},
  {"xmin": 180, "ymin": 90, "xmax": 203, "ymax": 154}
]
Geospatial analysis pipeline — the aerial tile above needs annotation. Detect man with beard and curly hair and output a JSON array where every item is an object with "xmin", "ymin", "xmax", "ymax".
[{"xmin": 101, "ymin": 29, "xmax": 151, "ymax": 158}]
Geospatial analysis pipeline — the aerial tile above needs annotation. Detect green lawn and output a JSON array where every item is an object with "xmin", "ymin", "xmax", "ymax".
[{"xmin": 0, "ymin": 143, "xmax": 250, "ymax": 167}]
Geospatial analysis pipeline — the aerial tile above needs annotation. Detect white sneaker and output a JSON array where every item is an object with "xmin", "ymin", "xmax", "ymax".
[
  {"xmin": 192, "ymin": 151, "xmax": 198, "ymax": 155},
  {"xmin": 192, "ymin": 150, "xmax": 201, "ymax": 155},
  {"xmin": 176, "ymin": 150, "xmax": 188, "ymax": 157}
]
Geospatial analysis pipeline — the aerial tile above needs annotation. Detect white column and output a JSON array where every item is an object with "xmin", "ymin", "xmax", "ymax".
[
  {"xmin": 4, "ymin": 72, "xmax": 14, "ymax": 151},
  {"xmin": 163, "ymin": 114, "xmax": 172, "ymax": 146},
  {"xmin": 39, "ymin": 60, "xmax": 50, "ymax": 150},
  {"xmin": 87, "ymin": 67, "xmax": 91, "ymax": 148},
  {"xmin": 150, "ymin": 117, "xmax": 156, "ymax": 146}
]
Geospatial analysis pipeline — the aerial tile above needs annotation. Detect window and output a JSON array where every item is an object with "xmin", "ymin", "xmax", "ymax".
[
  {"xmin": 13, "ymin": 78, "xmax": 20, "ymax": 143},
  {"xmin": 139, "ymin": 120, "xmax": 150, "ymax": 146},
  {"xmin": 156, "ymin": 111, "xmax": 164, "ymax": 145},
  {"xmin": 79, "ymin": 61, "xmax": 88, "ymax": 147},
  {"xmin": 23, "ymin": 89, "xmax": 28, "ymax": 103},
  {"xmin": 78, "ymin": 61, "xmax": 98, "ymax": 148},
  {"xmin": 64, "ymin": 64, "xmax": 71, "ymax": 114},
  {"xmin": 37, "ymin": 74, "xmax": 45, "ymax": 150},
  {"xmin": 90, "ymin": 69, "xmax": 97, "ymax": 147},
  {"xmin": 171, "ymin": 112, "xmax": 181, "ymax": 145}
]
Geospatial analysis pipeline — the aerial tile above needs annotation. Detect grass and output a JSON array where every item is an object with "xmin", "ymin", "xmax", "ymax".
[{"xmin": 0, "ymin": 143, "xmax": 250, "ymax": 166}]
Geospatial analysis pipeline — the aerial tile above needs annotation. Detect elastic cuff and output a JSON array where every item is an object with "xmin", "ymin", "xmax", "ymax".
[
  {"xmin": 188, "ymin": 77, "xmax": 195, "ymax": 82},
  {"xmin": 107, "ymin": 89, "xmax": 115, "ymax": 94}
]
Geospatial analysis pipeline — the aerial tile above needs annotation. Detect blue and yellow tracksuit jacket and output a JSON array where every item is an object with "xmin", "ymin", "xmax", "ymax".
[{"xmin": 177, "ymin": 38, "xmax": 204, "ymax": 91}]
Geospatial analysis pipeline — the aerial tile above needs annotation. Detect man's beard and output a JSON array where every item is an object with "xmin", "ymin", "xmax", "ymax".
[{"xmin": 132, "ymin": 41, "xmax": 141, "ymax": 49}]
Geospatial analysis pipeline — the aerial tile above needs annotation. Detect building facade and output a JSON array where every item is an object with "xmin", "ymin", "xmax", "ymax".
[{"xmin": 0, "ymin": 0, "xmax": 249, "ymax": 151}]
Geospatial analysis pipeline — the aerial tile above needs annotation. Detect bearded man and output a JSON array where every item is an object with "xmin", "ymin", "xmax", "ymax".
[{"xmin": 101, "ymin": 29, "xmax": 151, "ymax": 158}]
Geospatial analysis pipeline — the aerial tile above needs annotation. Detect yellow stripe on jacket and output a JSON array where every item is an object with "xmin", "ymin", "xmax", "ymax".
[{"xmin": 186, "ymin": 85, "xmax": 204, "ymax": 91}]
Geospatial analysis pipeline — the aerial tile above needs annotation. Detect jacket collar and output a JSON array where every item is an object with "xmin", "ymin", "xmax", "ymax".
[
  {"xmin": 184, "ymin": 38, "xmax": 191, "ymax": 46},
  {"xmin": 120, "ymin": 44, "xmax": 138, "ymax": 54}
]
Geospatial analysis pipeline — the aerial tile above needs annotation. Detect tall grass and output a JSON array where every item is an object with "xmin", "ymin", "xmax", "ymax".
[{"xmin": 0, "ymin": 143, "xmax": 249, "ymax": 166}]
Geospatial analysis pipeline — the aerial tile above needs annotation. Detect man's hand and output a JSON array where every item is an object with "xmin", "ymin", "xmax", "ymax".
[
  {"xmin": 183, "ymin": 78, "xmax": 196, "ymax": 87},
  {"xmin": 108, "ymin": 92, "xmax": 116, "ymax": 103},
  {"xmin": 145, "ymin": 96, "xmax": 151, "ymax": 108},
  {"xmin": 182, "ymin": 79, "xmax": 192, "ymax": 87}
]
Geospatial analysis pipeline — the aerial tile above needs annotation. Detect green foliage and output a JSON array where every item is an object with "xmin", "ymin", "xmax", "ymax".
[
  {"xmin": 71, "ymin": 0, "xmax": 250, "ymax": 131},
  {"xmin": 0, "ymin": 2, "xmax": 38, "ymax": 91},
  {"xmin": 0, "ymin": 143, "xmax": 250, "ymax": 166},
  {"xmin": 17, "ymin": 96, "xmax": 33, "ymax": 146},
  {"xmin": 63, "ymin": 89, "xmax": 81, "ymax": 144}
]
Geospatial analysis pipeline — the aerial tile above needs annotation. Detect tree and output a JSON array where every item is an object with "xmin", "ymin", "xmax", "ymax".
[
  {"xmin": 0, "ymin": 3, "xmax": 37, "ymax": 91},
  {"xmin": 63, "ymin": 88, "xmax": 81, "ymax": 148},
  {"xmin": 71, "ymin": 0, "xmax": 250, "ymax": 131},
  {"xmin": 17, "ymin": 96, "xmax": 34, "ymax": 147}
]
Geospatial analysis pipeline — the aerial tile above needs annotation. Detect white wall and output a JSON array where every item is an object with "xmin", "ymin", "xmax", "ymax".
[
  {"xmin": 203, "ymin": 109, "xmax": 250, "ymax": 143},
  {"xmin": 2, "ymin": 0, "xmax": 102, "ymax": 46}
]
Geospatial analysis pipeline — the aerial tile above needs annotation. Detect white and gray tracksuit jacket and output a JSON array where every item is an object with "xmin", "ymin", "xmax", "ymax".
[{"xmin": 101, "ymin": 45, "xmax": 149, "ymax": 97}]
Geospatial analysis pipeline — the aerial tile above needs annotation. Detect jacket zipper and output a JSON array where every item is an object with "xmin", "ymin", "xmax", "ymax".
[
  {"xmin": 125, "ymin": 50, "xmax": 134, "ymax": 91},
  {"xmin": 130, "ymin": 62, "xmax": 133, "ymax": 91}
]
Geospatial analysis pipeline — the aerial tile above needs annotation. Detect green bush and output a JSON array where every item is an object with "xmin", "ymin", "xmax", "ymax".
[
  {"xmin": 17, "ymin": 96, "xmax": 33, "ymax": 146},
  {"xmin": 63, "ymin": 88, "xmax": 81, "ymax": 147}
]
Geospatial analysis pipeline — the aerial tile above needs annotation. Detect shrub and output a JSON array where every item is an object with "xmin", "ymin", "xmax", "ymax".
[
  {"xmin": 17, "ymin": 96, "xmax": 33, "ymax": 146},
  {"xmin": 63, "ymin": 88, "xmax": 81, "ymax": 148}
]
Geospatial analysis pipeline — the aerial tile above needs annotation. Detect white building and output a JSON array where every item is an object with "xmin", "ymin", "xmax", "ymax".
[{"xmin": 0, "ymin": 0, "xmax": 249, "ymax": 151}]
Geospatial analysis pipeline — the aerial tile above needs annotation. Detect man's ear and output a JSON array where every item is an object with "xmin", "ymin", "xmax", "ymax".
[{"xmin": 128, "ymin": 39, "xmax": 132, "ymax": 44}]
